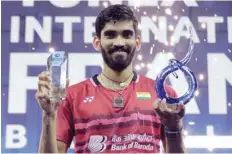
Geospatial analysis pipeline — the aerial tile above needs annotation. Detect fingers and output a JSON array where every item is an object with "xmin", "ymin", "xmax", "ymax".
[
  {"xmin": 38, "ymin": 71, "xmax": 51, "ymax": 81},
  {"xmin": 153, "ymin": 98, "xmax": 185, "ymax": 118},
  {"xmin": 177, "ymin": 102, "xmax": 185, "ymax": 118},
  {"xmin": 38, "ymin": 80, "xmax": 51, "ymax": 91},
  {"xmin": 38, "ymin": 71, "xmax": 51, "ymax": 91},
  {"xmin": 35, "ymin": 91, "xmax": 50, "ymax": 102},
  {"xmin": 154, "ymin": 98, "xmax": 172, "ymax": 112},
  {"xmin": 154, "ymin": 98, "xmax": 170, "ymax": 118},
  {"xmin": 160, "ymin": 98, "xmax": 173, "ymax": 113},
  {"xmin": 36, "ymin": 71, "xmax": 51, "ymax": 102},
  {"xmin": 37, "ymin": 71, "xmax": 69, "ymax": 102}
]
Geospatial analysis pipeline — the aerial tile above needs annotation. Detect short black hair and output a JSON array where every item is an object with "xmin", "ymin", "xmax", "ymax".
[{"xmin": 95, "ymin": 4, "xmax": 138, "ymax": 38}]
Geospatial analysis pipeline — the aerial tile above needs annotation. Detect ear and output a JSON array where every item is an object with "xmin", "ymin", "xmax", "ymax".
[
  {"xmin": 93, "ymin": 35, "xmax": 101, "ymax": 52},
  {"xmin": 135, "ymin": 36, "xmax": 141, "ymax": 51}
]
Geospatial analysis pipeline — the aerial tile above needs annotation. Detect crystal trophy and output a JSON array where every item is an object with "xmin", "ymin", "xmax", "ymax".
[
  {"xmin": 155, "ymin": 28, "xmax": 197, "ymax": 105},
  {"xmin": 47, "ymin": 51, "xmax": 67, "ymax": 101}
]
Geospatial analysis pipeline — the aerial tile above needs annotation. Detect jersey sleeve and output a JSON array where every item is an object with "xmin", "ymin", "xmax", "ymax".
[{"xmin": 56, "ymin": 89, "xmax": 74, "ymax": 147}]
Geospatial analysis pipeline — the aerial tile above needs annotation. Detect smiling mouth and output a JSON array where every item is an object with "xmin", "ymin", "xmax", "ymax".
[{"xmin": 113, "ymin": 50, "xmax": 128, "ymax": 55}]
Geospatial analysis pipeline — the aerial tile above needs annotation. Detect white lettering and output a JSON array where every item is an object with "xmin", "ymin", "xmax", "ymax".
[
  {"xmin": 9, "ymin": 15, "xmax": 230, "ymax": 44},
  {"xmin": 208, "ymin": 54, "xmax": 232, "ymax": 114},
  {"xmin": 88, "ymin": 0, "xmax": 123, "ymax": 7},
  {"xmin": 228, "ymin": 17, "xmax": 232, "ymax": 43},
  {"xmin": 128, "ymin": 0, "xmax": 158, "ymax": 7},
  {"xmin": 49, "ymin": 0, "xmax": 81, "ymax": 8},
  {"xmin": 22, "ymin": 0, "xmax": 198, "ymax": 8},
  {"xmin": 123, "ymin": 134, "xmax": 136, "ymax": 142},
  {"xmin": 111, "ymin": 144, "xmax": 127, "ymax": 151},
  {"xmin": 128, "ymin": 142, "xmax": 134, "ymax": 148},
  {"xmin": 112, "ymin": 134, "xmax": 122, "ymax": 142},
  {"xmin": 161, "ymin": 0, "xmax": 198, "ymax": 7},
  {"xmin": 84, "ymin": 16, "xmax": 96, "ymax": 43},
  {"xmin": 134, "ymin": 142, "xmax": 153, "ymax": 150},
  {"xmin": 25, "ymin": 16, "xmax": 52, "ymax": 43},
  {"xmin": 10, "ymin": 16, "xmax": 20, "ymax": 43},
  {"xmin": 22, "ymin": 0, "xmax": 35, "ymax": 7},
  {"xmin": 55, "ymin": 16, "xmax": 81, "ymax": 43},
  {"xmin": 8, "ymin": 52, "xmax": 230, "ymax": 116},
  {"xmin": 88, "ymin": 0, "xmax": 198, "ymax": 7},
  {"xmin": 198, "ymin": 17, "xmax": 224, "ymax": 43},
  {"xmin": 141, "ymin": 16, "xmax": 167, "ymax": 43},
  {"xmin": 137, "ymin": 134, "xmax": 152, "ymax": 142},
  {"xmin": 172, "ymin": 17, "xmax": 200, "ymax": 43},
  {"xmin": 8, "ymin": 53, "xmax": 49, "ymax": 114},
  {"xmin": 6, "ymin": 125, "xmax": 27, "ymax": 148}
]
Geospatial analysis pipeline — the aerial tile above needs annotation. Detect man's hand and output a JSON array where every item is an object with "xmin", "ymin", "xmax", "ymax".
[
  {"xmin": 35, "ymin": 71, "xmax": 69, "ymax": 115},
  {"xmin": 153, "ymin": 98, "xmax": 185, "ymax": 131}
]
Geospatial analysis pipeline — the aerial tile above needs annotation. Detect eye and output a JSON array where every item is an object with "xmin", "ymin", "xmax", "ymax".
[
  {"xmin": 104, "ymin": 31, "xmax": 117, "ymax": 39},
  {"xmin": 123, "ymin": 30, "xmax": 133, "ymax": 38}
]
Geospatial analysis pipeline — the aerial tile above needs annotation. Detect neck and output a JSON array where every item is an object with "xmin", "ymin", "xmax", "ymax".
[{"xmin": 102, "ymin": 63, "xmax": 133, "ymax": 83}]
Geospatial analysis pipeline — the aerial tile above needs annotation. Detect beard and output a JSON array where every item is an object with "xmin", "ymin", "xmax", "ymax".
[{"xmin": 100, "ymin": 44, "xmax": 136, "ymax": 72}]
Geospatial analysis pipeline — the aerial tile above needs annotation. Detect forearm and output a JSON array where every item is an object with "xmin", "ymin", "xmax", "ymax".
[
  {"xmin": 165, "ymin": 132, "xmax": 187, "ymax": 153},
  {"xmin": 39, "ymin": 112, "xmax": 58, "ymax": 153}
]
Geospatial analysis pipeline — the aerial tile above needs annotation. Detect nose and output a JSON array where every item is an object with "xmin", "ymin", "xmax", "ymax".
[{"xmin": 113, "ymin": 36, "xmax": 125, "ymax": 47}]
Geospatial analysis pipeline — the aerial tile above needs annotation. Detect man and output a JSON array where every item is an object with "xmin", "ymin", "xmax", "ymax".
[{"xmin": 36, "ymin": 4, "xmax": 186, "ymax": 153}]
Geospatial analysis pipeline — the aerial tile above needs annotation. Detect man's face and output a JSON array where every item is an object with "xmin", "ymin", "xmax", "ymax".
[{"xmin": 99, "ymin": 20, "xmax": 138, "ymax": 72}]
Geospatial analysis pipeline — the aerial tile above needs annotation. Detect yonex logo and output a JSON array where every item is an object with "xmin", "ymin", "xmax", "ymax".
[{"xmin": 83, "ymin": 96, "xmax": 94, "ymax": 103}]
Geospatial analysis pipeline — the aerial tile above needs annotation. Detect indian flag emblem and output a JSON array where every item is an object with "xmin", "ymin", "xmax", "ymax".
[{"xmin": 136, "ymin": 92, "xmax": 151, "ymax": 100}]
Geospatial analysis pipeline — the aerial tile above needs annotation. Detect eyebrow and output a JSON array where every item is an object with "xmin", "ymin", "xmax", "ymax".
[
  {"xmin": 103, "ymin": 29, "xmax": 134, "ymax": 36},
  {"xmin": 104, "ymin": 30, "xmax": 117, "ymax": 36}
]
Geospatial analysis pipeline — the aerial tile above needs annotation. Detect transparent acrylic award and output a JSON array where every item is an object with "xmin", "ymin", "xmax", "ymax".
[{"xmin": 47, "ymin": 51, "xmax": 67, "ymax": 101}]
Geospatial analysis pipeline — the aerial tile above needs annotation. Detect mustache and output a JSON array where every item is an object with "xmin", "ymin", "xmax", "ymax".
[{"xmin": 108, "ymin": 46, "xmax": 131, "ymax": 54}]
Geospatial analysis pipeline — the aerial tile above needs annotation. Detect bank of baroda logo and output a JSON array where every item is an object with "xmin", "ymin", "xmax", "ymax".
[{"xmin": 88, "ymin": 135, "xmax": 107, "ymax": 153}]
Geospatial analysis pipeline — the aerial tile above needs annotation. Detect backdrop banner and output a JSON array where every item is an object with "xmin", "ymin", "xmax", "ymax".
[{"xmin": 1, "ymin": 0, "xmax": 232, "ymax": 153}]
